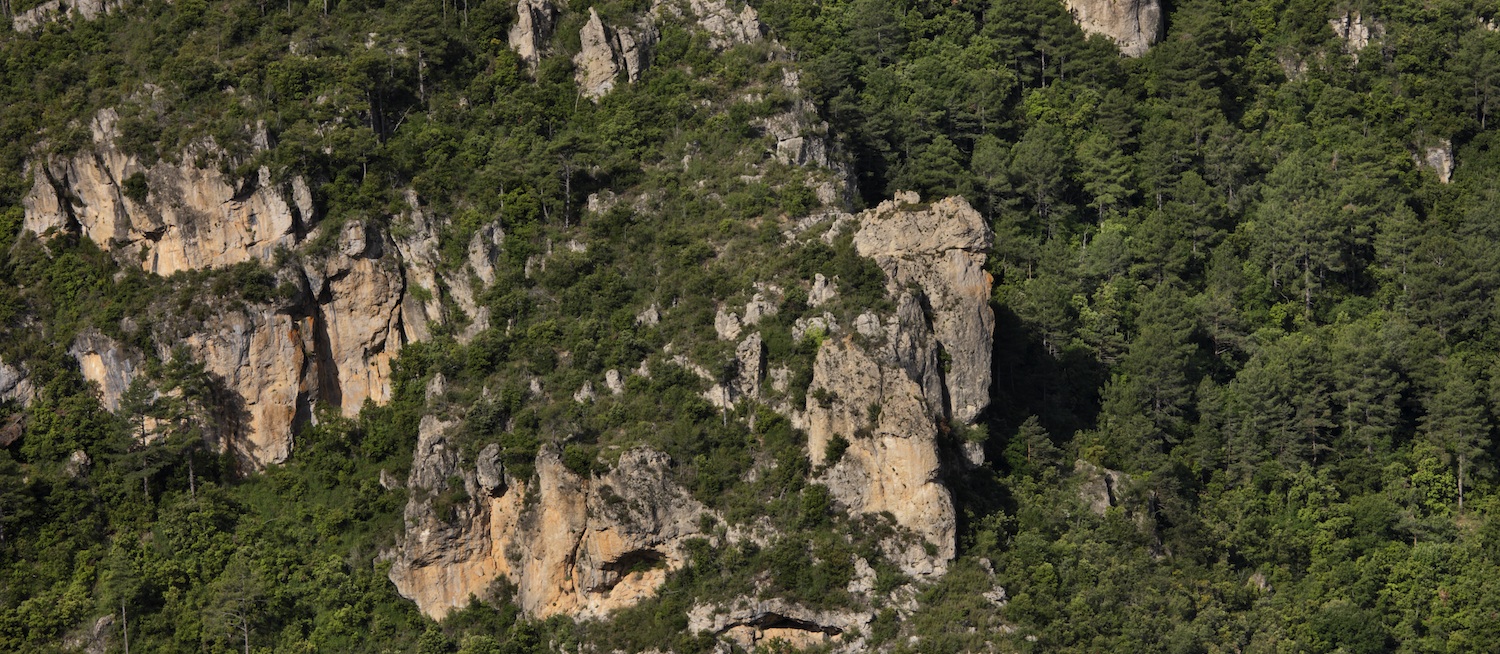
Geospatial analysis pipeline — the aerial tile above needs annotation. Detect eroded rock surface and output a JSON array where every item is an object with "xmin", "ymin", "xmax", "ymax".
[
  {"xmin": 1064, "ymin": 0, "xmax": 1162, "ymax": 57},
  {"xmin": 24, "ymin": 110, "xmax": 312, "ymax": 277},
  {"xmin": 1330, "ymin": 12, "xmax": 1383, "ymax": 61},
  {"xmin": 1417, "ymin": 140, "xmax": 1454, "ymax": 184},
  {"xmin": 574, "ymin": 9, "xmax": 655, "ymax": 101},
  {"xmin": 654, "ymin": 0, "xmax": 763, "ymax": 50},
  {"xmin": 688, "ymin": 598, "xmax": 868, "ymax": 651},
  {"xmin": 69, "ymin": 329, "xmax": 142, "ymax": 412},
  {"xmin": 853, "ymin": 194, "xmax": 994, "ymax": 424},
  {"xmin": 508, "ymin": 0, "xmax": 558, "ymax": 69},
  {"xmin": 0, "ymin": 358, "xmax": 35, "ymax": 406},
  {"xmin": 796, "ymin": 195, "xmax": 995, "ymax": 578},
  {"xmin": 391, "ymin": 418, "xmax": 710, "ymax": 620}
]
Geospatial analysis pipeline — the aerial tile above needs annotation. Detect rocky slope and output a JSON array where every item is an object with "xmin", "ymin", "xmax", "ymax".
[
  {"xmin": 389, "ymin": 194, "xmax": 995, "ymax": 642},
  {"xmin": 21, "ymin": 110, "xmax": 489, "ymax": 468}
]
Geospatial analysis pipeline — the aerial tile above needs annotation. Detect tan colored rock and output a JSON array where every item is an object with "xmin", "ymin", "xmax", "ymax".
[
  {"xmin": 391, "ymin": 443, "xmax": 710, "ymax": 621},
  {"xmin": 391, "ymin": 192, "xmax": 445, "ymax": 343},
  {"xmin": 655, "ymin": 0, "xmax": 763, "ymax": 50},
  {"xmin": 508, "ymin": 0, "xmax": 558, "ymax": 70},
  {"xmin": 23, "ymin": 110, "xmax": 310, "ymax": 276},
  {"xmin": 1075, "ymin": 459, "xmax": 1131, "ymax": 516},
  {"xmin": 307, "ymin": 222, "xmax": 410, "ymax": 416},
  {"xmin": 172, "ymin": 308, "xmax": 312, "ymax": 468},
  {"xmin": 854, "ymin": 195, "xmax": 994, "ymax": 424},
  {"xmin": 575, "ymin": 9, "xmax": 624, "ymax": 100},
  {"xmin": 1416, "ymin": 140, "xmax": 1454, "ymax": 184},
  {"xmin": 805, "ymin": 339, "xmax": 954, "ymax": 573},
  {"xmin": 687, "ymin": 597, "xmax": 867, "ymax": 651},
  {"xmin": 69, "ymin": 328, "xmax": 142, "ymax": 412},
  {"xmin": 1063, "ymin": 0, "xmax": 1162, "ymax": 57},
  {"xmin": 1330, "ymin": 12, "xmax": 1383, "ymax": 62}
]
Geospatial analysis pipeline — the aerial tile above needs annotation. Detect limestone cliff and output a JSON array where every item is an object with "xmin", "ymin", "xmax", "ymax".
[
  {"xmin": 653, "ymin": 0, "xmax": 763, "ymax": 51},
  {"xmin": 23, "ymin": 110, "xmax": 435, "ymax": 468},
  {"xmin": 853, "ymin": 194, "xmax": 995, "ymax": 425},
  {"xmin": 800, "ymin": 194, "xmax": 994, "ymax": 576},
  {"xmin": 574, "ymin": 9, "xmax": 656, "ymax": 101},
  {"xmin": 390, "ymin": 413, "xmax": 710, "ymax": 620},
  {"xmin": 1330, "ymin": 12, "xmax": 1383, "ymax": 62},
  {"xmin": 24, "ymin": 110, "xmax": 313, "ymax": 277},
  {"xmin": 69, "ymin": 328, "xmax": 142, "ymax": 413},
  {"xmin": 573, "ymin": 0, "xmax": 764, "ymax": 100},
  {"xmin": 1064, "ymin": 0, "xmax": 1162, "ymax": 57}
]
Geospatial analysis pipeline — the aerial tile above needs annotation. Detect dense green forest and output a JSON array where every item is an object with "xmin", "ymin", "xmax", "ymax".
[{"xmin": 4, "ymin": 0, "xmax": 1500, "ymax": 652}]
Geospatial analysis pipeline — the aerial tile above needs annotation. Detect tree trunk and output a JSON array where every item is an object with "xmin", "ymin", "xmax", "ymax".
[
  {"xmin": 1458, "ymin": 453, "xmax": 1465, "ymax": 513},
  {"xmin": 122, "ymin": 603, "xmax": 129, "ymax": 654}
]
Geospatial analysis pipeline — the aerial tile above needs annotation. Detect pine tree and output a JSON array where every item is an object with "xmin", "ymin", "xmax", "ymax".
[{"xmin": 1421, "ymin": 356, "xmax": 1489, "ymax": 512}]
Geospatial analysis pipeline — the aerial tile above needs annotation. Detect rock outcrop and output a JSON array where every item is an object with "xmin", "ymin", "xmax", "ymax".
[
  {"xmin": 508, "ymin": 0, "xmax": 557, "ymax": 70},
  {"xmin": 1063, "ymin": 0, "xmax": 1162, "ymax": 57},
  {"xmin": 24, "ymin": 110, "xmax": 312, "ymax": 277},
  {"xmin": 0, "ymin": 358, "xmax": 34, "ymax": 407},
  {"xmin": 69, "ymin": 328, "xmax": 142, "ymax": 412},
  {"xmin": 574, "ymin": 9, "xmax": 655, "ymax": 101},
  {"xmin": 853, "ymin": 194, "xmax": 994, "ymax": 424},
  {"xmin": 1330, "ymin": 12, "xmax": 1383, "ymax": 62},
  {"xmin": 160, "ymin": 308, "xmax": 312, "ymax": 466},
  {"xmin": 391, "ymin": 415, "xmax": 711, "ymax": 620},
  {"xmin": 654, "ymin": 0, "xmax": 763, "ymax": 51},
  {"xmin": 1416, "ymin": 140, "xmax": 1454, "ymax": 184},
  {"xmin": 22, "ymin": 110, "xmax": 436, "ymax": 469},
  {"xmin": 797, "ymin": 194, "xmax": 995, "ymax": 578},
  {"xmin": 688, "ymin": 598, "xmax": 868, "ymax": 651},
  {"xmin": 10, "ymin": 0, "xmax": 122, "ymax": 32}
]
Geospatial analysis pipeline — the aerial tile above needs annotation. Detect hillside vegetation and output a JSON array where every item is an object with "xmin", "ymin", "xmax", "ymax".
[{"xmin": 2, "ymin": 0, "xmax": 1500, "ymax": 652}]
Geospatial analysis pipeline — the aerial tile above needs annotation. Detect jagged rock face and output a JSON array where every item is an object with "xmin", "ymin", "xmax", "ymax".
[
  {"xmin": 391, "ymin": 192, "xmax": 444, "ymax": 343},
  {"xmin": 305, "ymin": 221, "xmax": 411, "ymax": 416},
  {"xmin": 853, "ymin": 195, "xmax": 994, "ymax": 424},
  {"xmin": 390, "ymin": 416, "xmax": 710, "ymax": 621},
  {"xmin": 69, "ymin": 328, "xmax": 142, "ymax": 412},
  {"xmin": 1075, "ymin": 460, "xmax": 1131, "ymax": 516},
  {"xmin": 166, "ymin": 309, "xmax": 312, "ymax": 466},
  {"xmin": 573, "ymin": 15, "xmax": 620, "ymax": 101},
  {"xmin": 508, "ymin": 0, "xmax": 557, "ymax": 69},
  {"xmin": 1063, "ymin": 0, "xmax": 1162, "ymax": 57},
  {"xmin": 26, "ymin": 126, "xmax": 425, "ymax": 467},
  {"xmin": 0, "ymin": 358, "xmax": 35, "ymax": 407},
  {"xmin": 797, "ymin": 195, "xmax": 995, "ymax": 577},
  {"xmin": 11, "ymin": 0, "xmax": 122, "ymax": 32},
  {"xmin": 1330, "ymin": 12, "xmax": 1383, "ymax": 61},
  {"xmin": 24, "ymin": 110, "xmax": 313, "ymax": 277},
  {"xmin": 805, "ymin": 338, "xmax": 955, "ymax": 574}
]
